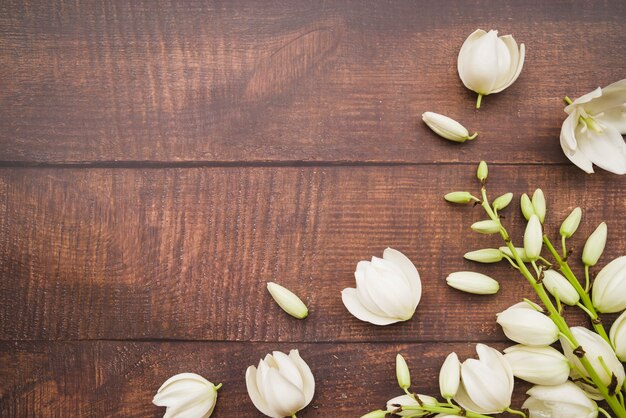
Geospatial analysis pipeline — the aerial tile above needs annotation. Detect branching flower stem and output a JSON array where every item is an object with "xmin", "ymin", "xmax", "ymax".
[
  {"xmin": 479, "ymin": 187, "xmax": 626, "ymax": 418},
  {"xmin": 398, "ymin": 403, "xmax": 492, "ymax": 418}
]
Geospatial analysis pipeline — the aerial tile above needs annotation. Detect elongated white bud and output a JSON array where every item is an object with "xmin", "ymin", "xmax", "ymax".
[
  {"xmin": 471, "ymin": 220, "xmax": 500, "ymax": 234},
  {"xmin": 477, "ymin": 161, "xmax": 488, "ymax": 182},
  {"xmin": 446, "ymin": 271, "xmax": 499, "ymax": 295},
  {"xmin": 444, "ymin": 191, "xmax": 475, "ymax": 204},
  {"xmin": 520, "ymin": 193, "xmax": 535, "ymax": 221},
  {"xmin": 499, "ymin": 246, "xmax": 531, "ymax": 263},
  {"xmin": 531, "ymin": 189, "xmax": 546, "ymax": 223},
  {"xmin": 395, "ymin": 354, "xmax": 411, "ymax": 390},
  {"xmin": 560, "ymin": 207, "xmax": 582, "ymax": 238},
  {"xmin": 493, "ymin": 193, "xmax": 513, "ymax": 211},
  {"xmin": 266, "ymin": 282, "xmax": 309, "ymax": 319},
  {"xmin": 582, "ymin": 222, "xmax": 607, "ymax": 266},
  {"xmin": 422, "ymin": 112, "xmax": 477, "ymax": 142},
  {"xmin": 439, "ymin": 352, "xmax": 460, "ymax": 399},
  {"xmin": 542, "ymin": 270, "xmax": 579, "ymax": 306},
  {"xmin": 524, "ymin": 215, "xmax": 542, "ymax": 261},
  {"xmin": 464, "ymin": 248, "xmax": 503, "ymax": 263}
]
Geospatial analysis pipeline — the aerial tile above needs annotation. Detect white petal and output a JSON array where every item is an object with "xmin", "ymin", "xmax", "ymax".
[
  {"xmin": 341, "ymin": 288, "xmax": 399, "ymax": 325},
  {"xmin": 596, "ymin": 105, "xmax": 626, "ymax": 134},
  {"xmin": 565, "ymin": 87, "xmax": 602, "ymax": 113},
  {"xmin": 263, "ymin": 368, "xmax": 306, "ymax": 417},
  {"xmin": 288, "ymin": 350, "xmax": 315, "ymax": 406},
  {"xmin": 457, "ymin": 29, "xmax": 487, "ymax": 90},
  {"xmin": 560, "ymin": 113, "xmax": 594, "ymax": 173},
  {"xmin": 476, "ymin": 344, "xmax": 513, "ymax": 395},
  {"xmin": 461, "ymin": 359, "xmax": 509, "ymax": 413},
  {"xmin": 458, "ymin": 30, "xmax": 503, "ymax": 94},
  {"xmin": 273, "ymin": 351, "xmax": 304, "ymax": 392},
  {"xmin": 583, "ymin": 79, "xmax": 626, "ymax": 115},
  {"xmin": 454, "ymin": 381, "xmax": 492, "ymax": 414},
  {"xmin": 355, "ymin": 262, "xmax": 390, "ymax": 317},
  {"xmin": 492, "ymin": 36, "xmax": 524, "ymax": 93},
  {"xmin": 576, "ymin": 121, "xmax": 626, "ymax": 174},
  {"xmin": 383, "ymin": 248, "xmax": 422, "ymax": 309},
  {"xmin": 246, "ymin": 366, "xmax": 282, "ymax": 418},
  {"xmin": 364, "ymin": 262, "xmax": 413, "ymax": 318}
]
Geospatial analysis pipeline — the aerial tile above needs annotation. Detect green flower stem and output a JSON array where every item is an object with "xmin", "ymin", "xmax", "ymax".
[
  {"xmin": 476, "ymin": 93, "xmax": 483, "ymax": 109},
  {"xmin": 506, "ymin": 407, "xmax": 527, "ymax": 417},
  {"xmin": 542, "ymin": 235, "xmax": 610, "ymax": 344},
  {"xmin": 479, "ymin": 188, "xmax": 626, "ymax": 417},
  {"xmin": 398, "ymin": 404, "xmax": 491, "ymax": 418}
]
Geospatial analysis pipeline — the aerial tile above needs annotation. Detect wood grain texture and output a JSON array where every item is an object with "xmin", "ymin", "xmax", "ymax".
[
  {"xmin": 1, "ymin": 0, "xmax": 625, "ymax": 163},
  {"xmin": 0, "ymin": 341, "xmax": 530, "ymax": 417},
  {"xmin": 1, "ymin": 165, "xmax": 624, "ymax": 342}
]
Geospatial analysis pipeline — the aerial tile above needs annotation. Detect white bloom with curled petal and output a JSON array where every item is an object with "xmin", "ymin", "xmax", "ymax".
[
  {"xmin": 245, "ymin": 349, "xmax": 315, "ymax": 418},
  {"xmin": 496, "ymin": 302, "xmax": 559, "ymax": 347},
  {"xmin": 560, "ymin": 79, "xmax": 626, "ymax": 174},
  {"xmin": 152, "ymin": 373, "xmax": 220, "ymax": 418},
  {"xmin": 457, "ymin": 29, "xmax": 525, "ymax": 108},
  {"xmin": 342, "ymin": 248, "xmax": 422, "ymax": 325},
  {"xmin": 454, "ymin": 344, "xmax": 514, "ymax": 414}
]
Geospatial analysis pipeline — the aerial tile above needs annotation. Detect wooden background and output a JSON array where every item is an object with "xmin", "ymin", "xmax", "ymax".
[{"xmin": 1, "ymin": 0, "xmax": 625, "ymax": 416}]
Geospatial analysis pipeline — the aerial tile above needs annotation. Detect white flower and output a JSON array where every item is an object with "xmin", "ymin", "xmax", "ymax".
[
  {"xmin": 503, "ymin": 344, "xmax": 570, "ymax": 386},
  {"xmin": 496, "ymin": 302, "xmax": 559, "ymax": 346},
  {"xmin": 439, "ymin": 352, "xmax": 461, "ymax": 399},
  {"xmin": 245, "ymin": 349, "xmax": 315, "ymax": 418},
  {"xmin": 266, "ymin": 282, "xmax": 308, "ymax": 319},
  {"xmin": 523, "ymin": 214, "xmax": 543, "ymax": 261},
  {"xmin": 531, "ymin": 189, "xmax": 546, "ymax": 224},
  {"xmin": 582, "ymin": 222, "xmax": 607, "ymax": 267},
  {"xmin": 446, "ymin": 271, "xmax": 499, "ymax": 295},
  {"xmin": 396, "ymin": 354, "xmax": 411, "ymax": 390},
  {"xmin": 522, "ymin": 382, "xmax": 598, "ymax": 418},
  {"xmin": 342, "ymin": 248, "xmax": 422, "ymax": 325},
  {"xmin": 422, "ymin": 112, "xmax": 477, "ymax": 142},
  {"xmin": 152, "ymin": 373, "xmax": 220, "ymax": 418},
  {"xmin": 454, "ymin": 344, "xmax": 514, "ymax": 414},
  {"xmin": 592, "ymin": 255, "xmax": 626, "ymax": 313},
  {"xmin": 463, "ymin": 248, "xmax": 503, "ymax": 263},
  {"xmin": 386, "ymin": 394, "xmax": 437, "ymax": 417},
  {"xmin": 542, "ymin": 269, "xmax": 579, "ymax": 306},
  {"xmin": 457, "ymin": 29, "xmax": 525, "ymax": 108},
  {"xmin": 560, "ymin": 207, "xmax": 582, "ymax": 238},
  {"xmin": 610, "ymin": 310, "xmax": 626, "ymax": 361},
  {"xmin": 560, "ymin": 79, "xmax": 626, "ymax": 174},
  {"xmin": 560, "ymin": 327, "xmax": 625, "ymax": 391}
]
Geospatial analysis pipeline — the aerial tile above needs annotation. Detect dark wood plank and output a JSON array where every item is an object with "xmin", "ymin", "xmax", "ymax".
[
  {"xmin": 0, "ymin": 341, "xmax": 530, "ymax": 417},
  {"xmin": 1, "ymin": 0, "xmax": 625, "ymax": 163},
  {"xmin": 1, "ymin": 165, "xmax": 623, "ymax": 341}
]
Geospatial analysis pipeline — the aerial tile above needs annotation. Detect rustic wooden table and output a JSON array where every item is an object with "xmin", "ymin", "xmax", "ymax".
[{"xmin": 1, "ymin": 1, "xmax": 625, "ymax": 416}]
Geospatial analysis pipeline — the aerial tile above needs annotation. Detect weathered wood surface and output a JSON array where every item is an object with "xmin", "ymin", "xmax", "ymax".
[
  {"xmin": 1, "ymin": 0, "xmax": 625, "ymax": 164},
  {"xmin": 0, "ymin": 341, "xmax": 531, "ymax": 417},
  {"xmin": 1, "ymin": 0, "xmax": 626, "ymax": 417}
]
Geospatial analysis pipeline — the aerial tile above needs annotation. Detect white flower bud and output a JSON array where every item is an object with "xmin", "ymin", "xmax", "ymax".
[
  {"xmin": 524, "ymin": 215, "xmax": 543, "ymax": 261},
  {"xmin": 266, "ymin": 282, "xmax": 308, "ymax": 319},
  {"xmin": 439, "ymin": 352, "xmax": 460, "ymax": 399},
  {"xmin": 499, "ymin": 246, "xmax": 531, "ymax": 263},
  {"xmin": 457, "ymin": 29, "xmax": 525, "ymax": 108},
  {"xmin": 610, "ymin": 310, "xmax": 626, "ymax": 361},
  {"xmin": 560, "ymin": 327, "xmax": 625, "ymax": 390},
  {"xmin": 503, "ymin": 345, "xmax": 570, "ymax": 386},
  {"xmin": 446, "ymin": 271, "xmax": 499, "ymax": 295},
  {"xmin": 360, "ymin": 410, "xmax": 389, "ymax": 418},
  {"xmin": 591, "ymin": 256, "xmax": 626, "ymax": 313},
  {"xmin": 422, "ymin": 112, "xmax": 477, "ymax": 142},
  {"xmin": 542, "ymin": 269, "xmax": 579, "ymax": 306},
  {"xmin": 395, "ymin": 354, "xmax": 411, "ymax": 390},
  {"xmin": 560, "ymin": 207, "xmax": 582, "ymax": 238},
  {"xmin": 444, "ymin": 191, "xmax": 475, "ymax": 204},
  {"xmin": 153, "ymin": 373, "xmax": 220, "ymax": 418},
  {"xmin": 520, "ymin": 193, "xmax": 535, "ymax": 221},
  {"xmin": 531, "ymin": 189, "xmax": 546, "ymax": 223},
  {"xmin": 471, "ymin": 220, "xmax": 500, "ymax": 234},
  {"xmin": 497, "ymin": 302, "xmax": 559, "ymax": 346},
  {"xmin": 522, "ymin": 382, "xmax": 598, "ymax": 418},
  {"xmin": 477, "ymin": 161, "xmax": 488, "ymax": 182},
  {"xmin": 582, "ymin": 222, "xmax": 607, "ymax": 266},
  {"xmin": 463, "ymin": 248, "xmax": 503, "ymax": 263},
  {"xmin": 386, "ymin": 394, "xmax": 437, "ymax": 417},
  {"xmin": 492, "ymin": 192, "xmax": 513, "ymax": 211}
]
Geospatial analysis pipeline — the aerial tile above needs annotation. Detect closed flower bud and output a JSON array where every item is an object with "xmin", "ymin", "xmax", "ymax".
[
  {"xmin": 610, "ymin": 310, "xmax": 626, "ymax": 361},
  {"xmin": 522, "ymin": 382, "xmax": 598, "ymax": 418},
  {"xmin": 523, "ymin": 215, "xmax": 543, "ymax": 261},
  {"xmin": 492, "ymin": 192, "xmax": 513, "ymax": 211},
  {"xmin": 582, "ymin": 222, "xmax": 607, "ymax": 266},
  {"xmin": 422, "ymin": 112, "xmax": 477, "ymax": 142},
  {"xmin": 560, "ymin": 327, "xmax": 625, "ymax": 390},
  {"xmin": 560, "ymin": 207, "xmax": 582, "ymax": 238},
  {"xmin": 471, "ymin": 220, "xmax": 500, "ymax": 234},
  {"xmin": 464, "ymin": 248, "xmax": 503, "ymax": 263},
  {"xmin": 497, "ymin": 302, "xmax": 559, "ymax": 346},
  {"xmin": 267, "ymin": 282, "xmax": 308, "ymax": 319},
  {"xmin": 520, "ymin": 193, "xmax": 535, "ymax": 221},
  {"xmin": 153, "ymin": 373, "xmax": 220, "ymax": 418},
  {"xmin": 591, "ymin": 256, "xmax": 626, "ymax": 313},
  {"xmin": 499, "ymin": 246, "xmax": 531, "ymax": 263},
  {"xmin": 503, "ymin": 345, "xmax": 570, "ymax": 386},
  {"xmin": 531, "ymin": 189, "xmax": 546, "ymax": 223},
  {"xmin": 446, "ymin": 271, "xmax": 499, "ymax": 295},
  {"xmin": 444, "ymin": 191, "xmax": 475, "ymax": 204},
  {"xmin": 477, "ymin": 161, "xmax": 488, "ymax": 182},
  {"xmin": 395, "ymin": 354, "xmax": 411, "ymax": 390},
  {"xmin": 542, "ymin": 269, "xmax": 580, "ymax": 306},
  {"xmin": 439, "ymin": 352, "xmax": 460, "ymax": 399},
  {"xmin": 386, "ymin": 394, "xmax": 437, "ymax": 417},
  {"xmin": 360, "ymin": 410, "xmax": 388, "ymax": 418}
]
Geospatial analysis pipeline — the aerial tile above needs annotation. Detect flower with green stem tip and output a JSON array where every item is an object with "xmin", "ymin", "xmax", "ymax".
[
  {"xmin": 471, "ymin": 220, "xmax": 500, "ymax": 234},
  {"xmin": 464, "ymin": 248, "xmax": 503, "ymax": 263},
  {"xmin": 422, "ymin": 112, "xmax": 478, "ymax": 143},
  {"xmin": 446, "ymin": 271, "xmax": 499, "ymax": 295},
  {"xmin": 492, "ymin": 193, "xmax": 513, "ymax": 211},
  {"xmin": 266, "ymin": 282, "xmax": 309, "ymax": 319},
  {"xmin": 497, "ymin": 302, "xmax": 559, "ymax": 346},
  {"xmin": 444, "ymin": 191, "xmax": 479, "ymax": 204}
]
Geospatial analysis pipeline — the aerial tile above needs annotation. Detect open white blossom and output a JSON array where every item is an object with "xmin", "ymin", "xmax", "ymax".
[
  {"xmin": 153, "ymin": 373, "xmax": 220, "ymax": 418},
  {"xmin": 560, "ymin": 79, "xmax": 626, "ymax": 174}
]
